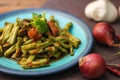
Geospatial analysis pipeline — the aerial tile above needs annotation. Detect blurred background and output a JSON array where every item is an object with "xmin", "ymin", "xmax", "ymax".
[
  {"xmin": 0, "ymin": 0, "xmax": 47, "ymax": 14},
  {"xmin": 0, "ymin": 0, "xmax": 120, "ymax": 80}
]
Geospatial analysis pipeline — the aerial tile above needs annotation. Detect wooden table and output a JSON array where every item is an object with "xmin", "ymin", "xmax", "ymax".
[
  {"xmin": 0, "ymin": 0, "xmax": 47, "ymax": 14},
  {"xmin": 0, "ymin": 0, "xmax": 120, "ymax": 80}
]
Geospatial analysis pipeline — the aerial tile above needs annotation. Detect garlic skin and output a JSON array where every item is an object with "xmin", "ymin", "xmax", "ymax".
[
  {"xmin": 102, "ymin": 1, "xmax": 118, "ymax": 22},
  {"xmin": 85, "ymin": 0, "xmax": 118, "ymax": 23},
  {"xmin": 85, "ymin": 0, "xmax": 107, "ymax": 21}
]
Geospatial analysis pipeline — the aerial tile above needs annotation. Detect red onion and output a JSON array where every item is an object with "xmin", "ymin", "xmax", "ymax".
[
  {"xmin": 93, "ymin": 22, "xmax": 120, "ymax": 47},
  {"xmin": 79, "ymin": 53, "xmax": 106, "ymax": 79}
]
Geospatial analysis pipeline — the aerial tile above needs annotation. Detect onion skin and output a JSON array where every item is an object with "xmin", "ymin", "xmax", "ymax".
[
  {"xmin": 93, "ymin": 22, "xmax": 120, "ymax": 47},
  {"xmin": 79, "ymin": 53, "xmax": 106, "ymax": 79}
]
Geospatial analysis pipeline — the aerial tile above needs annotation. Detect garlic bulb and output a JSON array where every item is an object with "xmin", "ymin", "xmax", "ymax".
[{"xmin": 85, "ymin": 0, "xmax": 118, "ymax": 22}]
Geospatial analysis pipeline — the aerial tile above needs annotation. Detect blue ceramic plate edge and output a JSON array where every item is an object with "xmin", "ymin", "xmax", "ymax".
[{"xmin": 0, "ymin": 8, "xmax": 93, "ymax": 76}]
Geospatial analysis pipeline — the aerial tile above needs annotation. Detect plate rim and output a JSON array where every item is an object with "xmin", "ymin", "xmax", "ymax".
[{"xmin": 0, "ymin": 8, "xmax": 93, "ymax": 76}]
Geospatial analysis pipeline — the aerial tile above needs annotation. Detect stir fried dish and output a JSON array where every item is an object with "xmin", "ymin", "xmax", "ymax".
[{"xmin": 0, "ymin": 13, "xmax": 81, "ymax": 69}]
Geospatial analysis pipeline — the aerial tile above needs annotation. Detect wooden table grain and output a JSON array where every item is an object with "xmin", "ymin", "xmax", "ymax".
[{"xmin": 0, "ymin": 0, "xmax": 47, "ymax": 14}]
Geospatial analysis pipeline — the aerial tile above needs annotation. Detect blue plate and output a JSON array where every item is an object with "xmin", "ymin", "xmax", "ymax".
[{"xmin": 0, "ymin": 8, "xmax": 93, "ymax": 76}]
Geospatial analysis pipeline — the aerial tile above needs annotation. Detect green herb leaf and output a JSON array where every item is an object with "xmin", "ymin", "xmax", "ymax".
[
  {"xmin": 32, "ymin": 13, "xmax": 42, "ymax": 18},
  {"xmin": 31, "ymin": 12, "xmax": 49, "ymax": 34}
]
